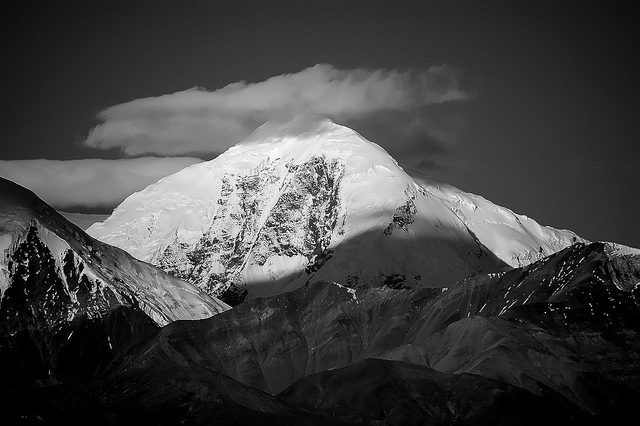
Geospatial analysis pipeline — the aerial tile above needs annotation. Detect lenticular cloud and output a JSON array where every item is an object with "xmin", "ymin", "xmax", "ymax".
[{"xmin": 84, "ymin": 64, "xmax": 468, "ymax": 156}]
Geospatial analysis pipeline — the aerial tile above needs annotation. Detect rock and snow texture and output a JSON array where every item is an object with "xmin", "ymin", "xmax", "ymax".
[
  {"xmin": 88, "ymin": 117, "xmax": 579, "ymax": 302},
  {"xmin": 0, "ymin": 177, "xmax": 229, "ymax": 330}
]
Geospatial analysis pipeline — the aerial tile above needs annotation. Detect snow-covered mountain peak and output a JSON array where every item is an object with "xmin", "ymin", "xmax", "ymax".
[
  {"xmin": 236, "ymin": 115, "xmax": 343, "ymax": 144},
  {"xmin": 210, "ymin": 115, "xmax": 402, "ymax": 178},
  {"xmin": 236, "ymin": 115, "xmax": 360, "ymax": 147},
  {"xmin": 88, "ymin": 118, "xmax": 581, "ymax": 304}
]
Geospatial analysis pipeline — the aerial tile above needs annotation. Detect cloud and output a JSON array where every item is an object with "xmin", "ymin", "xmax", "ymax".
[
  {"xmin": 0, "ymin": 157, "xmax": 202, "ymax": 211},
  {"xmin": 84, "ymin": 64, "xmax": 469, "ymax": 156}
]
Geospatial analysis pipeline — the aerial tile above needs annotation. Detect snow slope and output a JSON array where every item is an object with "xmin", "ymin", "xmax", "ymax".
[
  {"xmin": 411, "ymin": 176, "xmax": 583, "ymax": 267},
  {"xmin": 88, "ymin": 116, "xmax": 579, "ymax": 302},
  {"xmin": 0, "ymin": 177, "xmax": 229, "ymax": 328}
]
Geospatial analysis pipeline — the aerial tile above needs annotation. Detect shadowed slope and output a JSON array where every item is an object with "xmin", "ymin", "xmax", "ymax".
[
  {"xmin": 279, "ymin": 358, "xmax": 584, "ymax": 425},
  {"xmin": 114, "ymin": 242, "xmax": 640, "ymax": 419}
]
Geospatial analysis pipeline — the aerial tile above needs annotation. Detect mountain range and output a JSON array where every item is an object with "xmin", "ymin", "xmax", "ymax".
[{"xmin": 1, "ymin": 117, "xmax": 638, "ymax": 425}]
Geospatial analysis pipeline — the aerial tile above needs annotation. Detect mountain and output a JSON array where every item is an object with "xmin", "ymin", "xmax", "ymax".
[
  {"xmin": 111, "ymin": 241, "xmax": 640, "ymax": 422},
  {"xmin": 0, "ymin": 177, "xmax": 229, "ymax": 383},
  {"xmin": 88, "ymin": 116, "xmax": 579, "ymax": 304},
  {"xmin": 3, "ymin": 172, "xmax": 637, "ymax": 424},
  {"xmin": 5, "ymin": 239, "xmax": 637, "ymax": 424}
]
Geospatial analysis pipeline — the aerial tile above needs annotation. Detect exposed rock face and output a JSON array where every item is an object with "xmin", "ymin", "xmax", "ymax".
[
  {"xmin": 115, "ymin": 242, "xmax": 640, "ymax": 418},
  {"xmin": 88, "ymin": 117, "xmax": 579, "ymax": 304},
  {"xmin": 155, "ymin": 154, "xmax": 345, "ymax": 301},
  {"xmin": 0, "ymin": 178, "xmax": 229, "ymax": 383}
]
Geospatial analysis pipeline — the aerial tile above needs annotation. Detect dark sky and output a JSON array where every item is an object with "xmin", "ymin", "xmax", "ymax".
[{"xmin": 1, "ymin": 1, "xmax": 638, "ymax": 247}]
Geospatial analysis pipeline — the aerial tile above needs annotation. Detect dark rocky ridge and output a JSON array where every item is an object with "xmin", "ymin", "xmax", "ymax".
[
  {"xmin": 113, "ymin": 242, "xmax": 640, "ymax": 419},
  {"xmin": 279, "ymin": 358, "xmax": 585, "ymax": 425},
  {"xmin": 3, "ymin": 239, "xmax": 638, "ymax": 424},
  {"xmin": 3, "ymin": 365, "xmax": 334, "ymax": 426}
]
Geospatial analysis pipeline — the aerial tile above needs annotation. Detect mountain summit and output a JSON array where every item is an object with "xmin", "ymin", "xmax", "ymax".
[{"xmin": 88, "ymin": 117, "xmax": 579, "ymax": 304}]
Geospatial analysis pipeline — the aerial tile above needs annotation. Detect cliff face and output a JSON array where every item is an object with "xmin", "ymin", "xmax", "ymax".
[{"xmin": 154, "ymin": 154, "xmax": 346, "ymax": 303}]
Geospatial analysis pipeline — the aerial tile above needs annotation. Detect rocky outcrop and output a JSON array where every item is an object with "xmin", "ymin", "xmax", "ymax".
[{"xmin": 156, "ymin": 155, "xmax": 345, "ymax": 304}]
